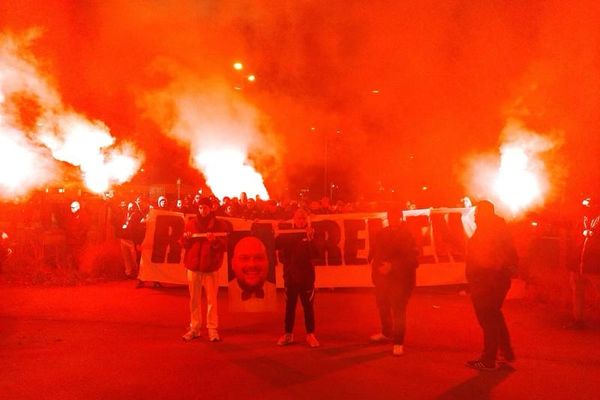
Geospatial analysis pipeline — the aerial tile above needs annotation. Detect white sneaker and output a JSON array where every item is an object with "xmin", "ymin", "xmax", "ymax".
[
  {"xmin": 306, "ymin": 333, "xmax": 320, "ymax": 348},
  {"xmin": 182, "ymin": 330, "xmax": 200, "ymax": 342},
  {"xmin": 208, "ymin": 329, "xmax": 221, "ymax": 342},
  {"xmin": 370, "ymin": 333, "xmax": 391, "ymax": 342},
  {"xmin": 392, "ymin": 344, "xmax": 404, "ymax": 356},
  {"xmin": 277, "ymin": 333, "xmax": 294, "ymax": 346}
]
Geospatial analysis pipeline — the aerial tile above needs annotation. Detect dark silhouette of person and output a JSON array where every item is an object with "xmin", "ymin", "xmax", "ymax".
[
  {"xmin": 275, "ymin": 208, "xmax": 320, "ymax": 348},
  {"xmin": 465, "ymin": 200, "xmax": 518, "ymax": 370},
  {"xmin": 369, "ymin": 207, "xmax": 419, "ymax": 356}
]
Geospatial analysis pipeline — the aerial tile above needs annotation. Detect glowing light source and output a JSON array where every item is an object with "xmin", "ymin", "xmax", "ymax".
[
  {"xmin": 0, "ymin": 128, "xmax": 55, "ymax": 196},
  {"xmin": 493, "ymin": 146, "xmax": 541, "ymax": 214},
  {"xmin": 38, "ymin": 114, "xmax": 143, "ymax": 194},
  {"xmin": 193, "ymin": 148, "xmax": 269, "ymax": 200},
  {"xmin": 233, "ymin": 62, "xmax": 243, "ymax": 71},
  {"xmin": 464, "ymin": 119, "xmax": 554, "ymax": 217},
  {"xmin": 247, "ymin": 74, "xmax": 256, "ymax": 82},
  {"xmin": 0, "ymin": 31, "xmax": 143, "ymax": 197}
]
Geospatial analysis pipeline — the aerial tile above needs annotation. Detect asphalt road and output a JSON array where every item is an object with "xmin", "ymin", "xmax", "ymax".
[{"xmin": 1, "ymin": 281, "xmax": 598, "ymax": 399}]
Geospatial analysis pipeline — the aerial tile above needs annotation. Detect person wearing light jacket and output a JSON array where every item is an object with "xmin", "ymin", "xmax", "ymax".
[{"xmin": 182, "ymin": 197, "xmax": 227, "ymax": 342}]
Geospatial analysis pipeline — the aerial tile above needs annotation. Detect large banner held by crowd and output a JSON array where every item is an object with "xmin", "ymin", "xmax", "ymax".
[{"xmin": 138, "ymin": 207, "xmax": 475, "ymax": 288}]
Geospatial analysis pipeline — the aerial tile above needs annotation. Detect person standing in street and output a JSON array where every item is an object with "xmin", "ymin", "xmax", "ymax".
[
  {"xmin": 182, "ymin": 197, "xmax": 227, "ymax": 342},
  {"xmin": 370, "ymin": 207, "xmax": 419, "ymax": 356},
  {"xmin": 465, "ymin": 200, "xmax": 518, "ymax": 370},
  {"xmin": 275, "ymin": 208, "xmax": 321, "ymax": 348}
]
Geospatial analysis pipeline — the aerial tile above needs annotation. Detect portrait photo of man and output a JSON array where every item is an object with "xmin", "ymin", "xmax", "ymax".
[{"xmin": 228, "ymin": 232, "xmax": 277, "ymax": 312}]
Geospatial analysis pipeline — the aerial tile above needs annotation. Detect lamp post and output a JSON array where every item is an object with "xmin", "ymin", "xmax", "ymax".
[
  {"xmin": 322, "ymin": 129, "xmax": 342, "ymax": 199},
  {"xmin": 324, "ymin": 133, "xmax": 328, "ymax": 198}
]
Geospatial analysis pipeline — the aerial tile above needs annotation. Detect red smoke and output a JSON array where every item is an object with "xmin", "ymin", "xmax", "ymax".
[
  {"xmin": 0, "ymin": 31, "xmax": 143, "ymax": 199},
  {"xmin": 1, "ymin": 1, "xmax": 599, "ymax": 204}
]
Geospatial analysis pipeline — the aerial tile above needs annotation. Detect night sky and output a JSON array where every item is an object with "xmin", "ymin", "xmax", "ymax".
[{"xmin": 1, "ymin": 0, "xmax": 599, "ymax": 207}]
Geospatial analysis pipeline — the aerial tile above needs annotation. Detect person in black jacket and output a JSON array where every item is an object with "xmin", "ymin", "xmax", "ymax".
[
  {"xmin": 465, "ymin": 200, "xmax": 518, "ymax": 371},
  {"xmin": 275, "ymin": 208, "xmax": 320, "ymax": 347},
  {"xmin": 370, "ymin": 207, "xmax": 419, "ymax": 356}
]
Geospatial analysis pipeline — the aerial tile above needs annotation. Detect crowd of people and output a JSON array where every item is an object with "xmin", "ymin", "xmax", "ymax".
[
  {"xmin": 112, "ymin": 191, "xmax": 402, "ymax": 222},
  {"xmin": 121, "ymin": 191, "xmax": 597, "ymax": 371},
  {"xmin": 174, "ymin": 195, "xmax": 524, "ymax": 370},
  {"xmin": 1, "ymin": 188, "xmax": 597, "ymax": 370}
]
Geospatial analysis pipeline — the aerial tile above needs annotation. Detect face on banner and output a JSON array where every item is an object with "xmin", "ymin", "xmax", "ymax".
[
  {"xmin": 232, "ymin": 236, "xmax": 269, "ymax": 290},
  {"xmin": 140, "ymin": 209, "xmax": 471, "ymax": 288}
]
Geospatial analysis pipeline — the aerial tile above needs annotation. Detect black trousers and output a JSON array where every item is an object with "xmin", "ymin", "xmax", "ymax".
[
  {"xmin": 284, "ymin": 286, "xmax": 315, "ymax": 334},
  {"xmin": 374, "ymin": 276, "xmax": 415, "ymax": 345},
  {"xmin": 469, "ymin": 269, "xmax": 513, "ymax": 363}
]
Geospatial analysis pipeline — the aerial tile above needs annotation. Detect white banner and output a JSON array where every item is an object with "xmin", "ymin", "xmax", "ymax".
[{"xmin": 138, "ymin": 208, "xmax": 475, "ymax": 287}]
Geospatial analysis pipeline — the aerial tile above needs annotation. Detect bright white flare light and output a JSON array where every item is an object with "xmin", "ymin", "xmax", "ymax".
[
  {"xmin": 494, "ymin": 146, "xmax": 541, "ymax": 214},
  {"xmin": 0, "ymin": 31, "xmax": 143, "ymax": 196},
  {"xmin": 0, "ymin": 129, "xmax": 53, "ymax": 195},
  {"xmin": 38, "ymin": 114, "xmax": 142, "ymax": 193},
  {"xmin": 194, "ymin": 148, "xmax": 269, "ymax": 200}
]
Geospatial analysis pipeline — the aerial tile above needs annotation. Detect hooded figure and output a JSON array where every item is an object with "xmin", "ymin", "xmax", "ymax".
[{"xmin": 157, "ymin": 196, "xmax": 168, "ymax": 209}]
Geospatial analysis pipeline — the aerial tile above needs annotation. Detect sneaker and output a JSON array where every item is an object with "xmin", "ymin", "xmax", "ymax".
[
  {"xmin": 182, "ymin": 330, "xmax": 200, "ymax": 342},
  {"xmin": 466, "ymin": 359, "xmax": 496, "ymax": 371},
  {"xmin": 306, "ymin": 333, "xmax": 320, "ymax": 348},
  {"xmin": 498, "ymin": 350, "xmax": 516, "ymax": 364},
  {"xmin": 208, "ymin": 329, "xmax": 221, "ymax": 342},
  {"xmin": 277, "ymin": 333, "xmax": 294, "ymax": 346},
  {"xmin": 370, "ymin": 333, "xmax": 391, "ymax": 342},
  {"xmin": 392, "ymin": 344, "xmax": 404, "ymax": 356}
]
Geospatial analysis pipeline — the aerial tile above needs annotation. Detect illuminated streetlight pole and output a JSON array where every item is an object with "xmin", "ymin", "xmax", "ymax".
[
  {"xmin": 324, "ymin": 132, "xmax": 328, "ymax": 198},
  {"xmin": 323, "ymin": 129, "xmax": 341, "ymax": 199}
]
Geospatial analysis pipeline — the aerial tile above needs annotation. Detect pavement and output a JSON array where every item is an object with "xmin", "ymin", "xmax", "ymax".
[{"xmin": 1, "ymin": 281, "xmax": 599, "ymax": 399}]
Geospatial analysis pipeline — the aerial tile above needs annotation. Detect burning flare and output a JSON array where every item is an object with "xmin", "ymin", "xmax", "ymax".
[
  {"xmin": 494, "ymin": 145, "xmax": 541, "ymax": 214},
  {"xmin": 0, "ymin": 31, "xmax": 143, "ymax": 197},
  {"xmin": 0, "ymin": 124, "xmax": 56, "ymax": 198},
  {"xmin": 464, "ymin": 119, "xmax": 555, "ymax": 216},
  {"xmin": 38, "ymin": 114, "xmax": 142, "ymax": 193},
  {"xmin": 141, "ymin": 73, "xmax": 271, "ymax": 200},
  {"xmin": 194, "ymin": 149, "xmax": 269, "ymax": 200}
]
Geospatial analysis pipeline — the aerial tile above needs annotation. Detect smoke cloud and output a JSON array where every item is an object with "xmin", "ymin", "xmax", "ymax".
[
  {"xmin": 1, "ymin": 0, "xmax": 599, "ymax": 205},
  {"xmin": 0, "ymin": 30, "xmax": 143, "ymax": 198}
]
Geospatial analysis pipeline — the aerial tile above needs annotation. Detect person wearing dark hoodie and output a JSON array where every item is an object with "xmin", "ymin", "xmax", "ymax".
[
  {"xmin": 181, "ymin": 197, "xmax": 227, "ymax": 342},
  {"xmin": 465, "ymin": 200, "xmax": 518, "ymax": 371},
  {"xmin": 275, "ymin": 208, "xmax": 321, "ymax": 348},
  {"xmin": 369, "ymin": 207, "xmax": 419, "ymax": 356}
]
